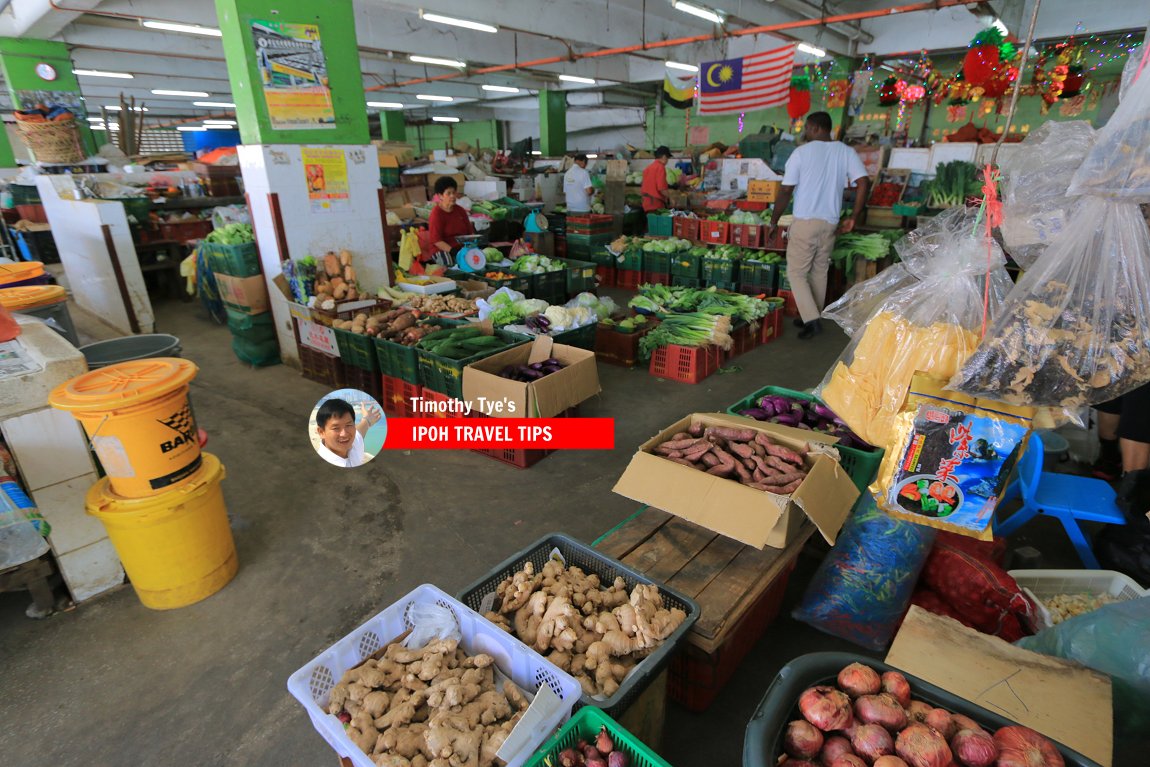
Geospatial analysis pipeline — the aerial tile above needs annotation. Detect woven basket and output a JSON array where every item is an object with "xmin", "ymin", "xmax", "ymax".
[{"xmin": 15, "ymin": 118, "xmax": 85, "ymax": 164}]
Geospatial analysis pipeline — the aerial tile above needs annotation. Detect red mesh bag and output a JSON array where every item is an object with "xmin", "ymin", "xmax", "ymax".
[
  {"xmin": 920, "ymin": 541, "xmax": 1036, "ymax": 639},
  {"xmin": 935, "ymin": 530, "xmax": 1008, "ymax": 565}
]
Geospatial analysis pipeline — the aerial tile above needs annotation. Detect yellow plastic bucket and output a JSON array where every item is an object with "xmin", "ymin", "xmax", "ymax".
[
  {"xmin": 0, "ymin": 261, "xmax": 45, "ymax": 286},
  {"xmin": 49, "ymin": 358, "xmax": 202, "ymax": 498},
  {"xmin": 86, "ymin": 452, "xmax": 237, "ymax": 609},
  {"xmin": 0, "ymin": 284, "xmax": 66, "ymax": 310}
]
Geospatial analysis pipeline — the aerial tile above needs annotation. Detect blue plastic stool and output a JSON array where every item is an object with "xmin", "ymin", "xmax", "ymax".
[{"xmin": 997, "ymin": 432, "xmax": 1125, "ymax": 568}]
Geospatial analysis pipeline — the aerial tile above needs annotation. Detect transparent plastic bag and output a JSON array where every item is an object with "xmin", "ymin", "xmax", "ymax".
[
  {"xmin": 821, "ymin": 262, "xmax": 914, "ymax": 337},
  {"xmin": 817, "ymin": 207, "xmax": 1014, "ymax": 447},
  {"xmin": 998, "ymin": 121, "xmax": 1095, "ymax": 268},
  {"xmin": 950, "ymin": 198, "xmax": 1150, "ymax": 408},
  {"xmin": 0, "ymin": 503, "xmax": 49, "ymax": 570},
  {"xmin": 1067, "ymin": 49, "xmax": 1150, "ymax": 201},
  {"xmin": 402, "ymin": 602, "xmax": 463, "ymax": 648}
]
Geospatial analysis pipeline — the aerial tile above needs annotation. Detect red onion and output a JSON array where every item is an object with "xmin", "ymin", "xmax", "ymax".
[
  {"xmin": 926, "ymin": 709, "xmax": 956, "ymax": 740},
  {"xmin": 855, "ymin": 694, "xmax": 909, "ymax": 732},
  {"xmin": 800, "ymin": 686, "xmax": 854, "ymax": 732},
  {"xmin": 951, "ymin": 715, "xmax": 984, "ymax": 734},
  {"xmin": 851, "ymin": 723, "xmax": 895, "ymax": 763},
  {"xmin": 896, "ymin": 723, "xmax": 953, "ymax": 767},
  {"xmin": 874, "ymin": 758, "xmax": 911, "ymax": 767},
  {"xmin": 906, "ymin": 701, "xmax": 933, "ymax": 723},
  {"xmin": 786, "ymin": 762, "xmax": 820, "ymax": 767},
  {"xmin": 992, "ymin": 726, "xmax": 1064, "ymax": 767},
  {"xmin": 785, "ymin": 719, "xmax": 825, "ymax": 759},
  {"xmin": 838, "ymin": 663, "xmax": 883, "ymax": 698},
  {"xmin": 952, "ymin": 729, "xmax": 997, "ymax": 767},
  {"xmin": 821, "ymin": 735, "xmax": 855, "ymax": 766},
  {"xmin": 832, "ymin": 756, "xmax": 869, "ymax": 767},
  {"xmin": 880, "ymin": 672, "xmax": 912, "ymax": 708}
]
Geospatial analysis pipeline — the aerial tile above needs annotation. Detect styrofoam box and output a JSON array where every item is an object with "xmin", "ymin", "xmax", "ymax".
[
  {"xmin": 1010, "ymin": 568, "xmax": 1148, "ymax": 631},
  {"xmin": 397, "ymin": 279, "xmax": 457, "ymax": 295},
  {"xmin": 286, "ymin": 584, "xmax": 581, "ymax": 767}
]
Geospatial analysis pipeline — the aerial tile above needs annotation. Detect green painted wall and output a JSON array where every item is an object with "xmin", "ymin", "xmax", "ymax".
[
  {"xmin": 413, "ymin": 120, "xmax": 501, "ymax": 155},
  {"xmin": 540, "ymin": 91, "xmax": 566, "ymax": 156},
  {"xmin": 215, "ymin": 0, "xmax": 368, "ymax": 145},
  {"xmin": 380, "ymin": 111, "xmax": 406, "ymax": 142},
  {"xmin": 0, "ymin": 124, "xmax": 15, "ymax": 167},
  {"xmin": 0, "ymin": 37, "xmax": 95, "ymax": 156}
]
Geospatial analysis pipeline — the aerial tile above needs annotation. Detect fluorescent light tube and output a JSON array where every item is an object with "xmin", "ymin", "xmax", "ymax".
[
  {"xmin": 90, "ymin": 125, "xmax": 107, "ymax": 131},
  {"xmin": 665, "ymin": 62, "xmax": 698, "ymax": 72},
  {"xmin": 672, "ymin": 1, "xmax": 724, "ymax": 24},
  {"xmin": 193, "ymin": 101, "xmax": 236, "ymax": 108},
  {"xmin": 151, "ymin": 89, "xmax": 210, "ymax": 97},
  {"xmin": 102, "ymin": 106, "xmax": 149, "ymax": 112},
  {"xmin": 432, "ymin": 116, "xmax": 461, "ymax": 123},
  {"xmin": 482, "ymin": 84, "xmax": 520, "ymax": 93},
  {"xmin": 410, "ymin": 55, "xmax": 466, "ymax": 68},
  {"xmin": 530, "ymin": 151, "xmax": 542, "ymax": 155},
  {"xmin": 203, "ymin": 120, "xmax": 236, "ymax": 126},
  {"xmin": 797, "ymin": 43, "xmax": 827, "ymax": 58},
  {"xmin": 586, "ymin": 154, "xmax": 598, "ymax": 158},
  {"xmin": 142, "ymin": 20, "xmax": 222, "ymax": 37},
  {"xmin": 558, "ymin": 74, "xmax": 596, "ymax": 84},
  {"xmin": 367, "ymin": 101, "xmax": 404, "ymax": 109},
  {"xmin": 419, "ymin": 12, "xmax": 498, "ymax": 34},
  {"xmin": 204, "ymin": 124, "xmax": 234, "ymax": 129},
  {"xmin": 74, "ymin": 69, "xmax": 133, "ymax": 79},
  {"xmin": 177, "ymin": 126, "xmax": 207, "ymax": 131},
  {"xmin": 416, "ymin": 94, "xmax": 454, "ymax": 102}
]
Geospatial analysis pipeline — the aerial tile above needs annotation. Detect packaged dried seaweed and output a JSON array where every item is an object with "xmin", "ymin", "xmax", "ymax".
[
  {"xmin": 873, "ymin": 375, "xmax": 1033, "ymax": 540},
  {"xmin": 950, "ymin": 197, "xmax": 1150, "ymax": 407},
  {"xmin": 816, "ymin": 207, "xmax": 1015, "ymax": 448}
]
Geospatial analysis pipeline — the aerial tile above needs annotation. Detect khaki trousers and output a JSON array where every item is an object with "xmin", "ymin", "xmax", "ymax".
[{"xmin": 785, "ymin": 218, "xmax": 839, "ymax": 324}]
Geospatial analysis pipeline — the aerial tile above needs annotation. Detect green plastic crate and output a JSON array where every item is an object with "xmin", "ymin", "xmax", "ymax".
[
  {"xmin": 10, "ymin": 184, "xmax": 41, "ymax": 206},
  {"xmin": 100, "ymin": 196, "xmax": 152, "ymax": 222},
  {"xmin": 708, "ymin": 279, "xmax": 739, "ymax": 293},
  {"xmin": 551, "ymin": 323, "xmax": 596, "ymax": 350},
  {"xmin": 726, "ymin": 385, "xmax": 884, "ymax": 491},
  {"xmin": 416, "ymin": 329, "xmax": 527, "ymax": 399},
  {"xmin": 779, "ymin": 273, "xmax": 792, "ymax": 291},
  {"xmin": 202, "ymin": 241, "xmax": 260, "ymax": 278},
  {"xmin": 566, "ymin": 232, "xmax": 613, "ymax": 251},
  {"xmin": 647, "ymin": 213, "xmax": 673, "ymax": 236},
  {"xmin": 520, "ymin": 269, "xmax": 567, "ymax": 305},
  {"xmin": 374, "ymin": 337, "xmax": 419, "ymax": 384},
  {"xmin": 231, "ymin": 335, "xmax": 280, "ymax": 367},
  {"xmin": 702, "ymin": 258, "xmax": 737, "ymax": 284},
  {"xmin": 670, "ymin": 253, "xmax": 702, "ymax": 279},
  {"xmin": 620, "ymin": 247, "xmax": 644, "ymax": 271},
  {"xmin": 333, "ymin": 326, "xmax": 379, "ymax": 372},
  {"xmin": 588, "ymin": 247, "xmax": 617, "ymax": 267},
  {"xmin": 642, "ymin": 251, "xmax": 671, "ymax": 275},
  {"xmin": 739, "ymin": 260, "xmax": 780, "ymax": 294},
  {"xmin": 379, "ymin": 167, "xmax": 400, "ymax": 187},
  {"xmin": 565, "ymin": 259, "xmax": 597, "ymax": 296},
  {"xmin": 524, "ymin": 707, "xmax": 671, "ymax": 767},
  {"xmin": 226, "ymin": 307, "xmax": 276, "ymax": 343},
  {"xmin": 672, "ymin": 275, "xmax": 703, "ymax": 288}
]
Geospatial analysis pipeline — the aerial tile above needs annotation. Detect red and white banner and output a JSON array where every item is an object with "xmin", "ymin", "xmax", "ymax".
[
  {"xmin": 381, "ymin": 418, "xmax": 615, "ymax": 450},
  {"xmin": 698, "ymin": 45, "xmax": 796, "ymax": 115}
]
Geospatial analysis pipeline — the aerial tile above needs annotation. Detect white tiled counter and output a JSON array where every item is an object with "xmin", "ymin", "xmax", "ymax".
[{"xmin": 0, "ymin": 315, "xmax": 124, "ymax": 603}]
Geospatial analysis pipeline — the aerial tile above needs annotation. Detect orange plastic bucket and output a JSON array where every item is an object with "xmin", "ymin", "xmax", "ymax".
[
  {"xmin": 0, "ymin": 261, "xmax": 46, "ymax": 287},
  {"xmin": 49, "ymin": 358, "xmax": 202, "ymax": 498},
  {"xmin": 0, "ymin": 284, "xmax": 66, "ymax": 310}
]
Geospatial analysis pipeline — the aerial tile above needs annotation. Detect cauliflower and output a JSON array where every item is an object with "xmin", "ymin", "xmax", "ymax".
[{"xmin": 544, "ymin": 305, "xmax": 573, "ymax": 330}]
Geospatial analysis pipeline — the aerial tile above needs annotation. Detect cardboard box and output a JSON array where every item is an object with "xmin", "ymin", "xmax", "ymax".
[
  {"xmin": 463, "ymin": 336, "xmax": 601, "ymax": 419},
  {"xmin": 373, "ymin": 141, "xmax": 416, "ymax": 163},
  {"xmin": 378, "ymin": 153, "xmax": 400, "ymax": 171},
  {"xmin": 464, "ymin": 179, "xmax": 507, "ymax": 201},
  {"xmin": 747, "ymin": 179, "xmax": 782, "ymax": 203},
  {"xmin": 215, "ymin": 274, "xmax": 270, "ymax": 314},
  {"xmin": 665, "ymin": 190, "xmax": 688, "ymax": 210},
  {"xmin": 384, "ymin": 187, "xmax": 428, "ymax": 211},
  {"xmin": 613, "ymin": 413, "xmax": 859, "ymax": 549}
]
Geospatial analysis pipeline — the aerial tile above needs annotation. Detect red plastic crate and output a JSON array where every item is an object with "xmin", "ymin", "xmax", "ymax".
[
  {"xmin": 298, "ymin": 345, "xmax": 346, "ymax": 388},
  {"xmin": 730, "ymin": 224, "xmax": 762, "ymax": 248},
  {"xmin": 341, "ymin": 363, "xmax": 383, "ymax": 401},
  {"xmin": 566, "ymin": 213, "xmax": 614, "ymax": 235},
  {"xmin": 724, "ymin": 322, "xmax": 759, "ymax": 360},
  {"xmin": 776, "ymin": 289, "xmax": 799, "ymax": 318},
  {"xmin": 595, "ymin": 264, "xmax": 615, "ymax": 288},
  {"xmin": 698, "ymin": 220, "xmax": 731, "ymax": 245},
  {"xmin": 735, "ymin": 200, "xmax": 770, "ymax": 212},
  {"xmin": 159, "ymin": 219, "xmax": 213, "ymax": 242},
  {"xmin": 381, "ymin": 374, "xmax": 421, "ymax": 417},
  {"xmin": 594, "ymin": 325, "xmax": 644, "ymax": 368},
  {"xmin": 763, "ymin": 226, "xmax": 788, "ymax": 250},
  {"xmin": 642, "ymin": 271, "xmax": 670, "ymax": 286},
  {"xmin": 616, "ymin": 269, "xmax": 642, "ymax": 290},
  {"xmin": 16, "ymin": 204, "xmax": 47, "ymax": 224},
  {"xmin": 672, "ymin": 217, "xmax": 700, "ymax": 241},
  {"xmin": 470, "ymin": 408, "xmax": 578, "ymax": 469},
  {"xmin": 555, "ymin": 238, "xmax": 568, "ymax": 259},
  {"xmin": 649, "ymin": 344, "xmax": 722, "ymax": 384},
  {"xmin": 418, "ymin": 388, "xmax": 465, "ymax": 419},
  {"xmin": 760, "ymin": 310, "xmax": 784, "ymax": 344},
  {"xmin": 667, "ymin": 561, "xmax": 794, "ymax": 712}
]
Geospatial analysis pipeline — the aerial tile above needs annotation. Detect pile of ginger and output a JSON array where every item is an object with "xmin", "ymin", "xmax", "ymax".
[
  {"xmin": 483, "ymin": 560, "xmax": 687, "ymax": 698},
  {"xmin": 326, "ymin": 637, "xmax": 530, "ymax": 767}
]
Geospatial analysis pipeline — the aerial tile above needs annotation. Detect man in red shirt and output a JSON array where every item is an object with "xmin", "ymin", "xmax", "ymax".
[
  {"xmin": 427, "ymin": 176, "xmax": 474, "ymax": 266},
  {"xmin": 641, "ymin": 146, "xmax": 673, "ymax": 213}
]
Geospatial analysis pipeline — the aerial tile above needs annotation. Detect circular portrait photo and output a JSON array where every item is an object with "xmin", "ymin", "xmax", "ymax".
[{"xmin": 309, "ymin": 389, "xmax": 386, "ymax": 468}]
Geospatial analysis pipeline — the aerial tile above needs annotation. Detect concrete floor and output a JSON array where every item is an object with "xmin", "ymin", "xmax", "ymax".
[{"xmin": 0, "ymin": 289, "xmax": 1133, "ymax": 767}]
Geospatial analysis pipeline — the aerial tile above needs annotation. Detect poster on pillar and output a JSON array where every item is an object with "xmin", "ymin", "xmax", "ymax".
[
  {"xmin": 251, "ymin": 20, "xmax": 336, "ymax": 131},
  {"xmin": 301, "ymin": 147, "xmax": 350, "ymax": 213}
]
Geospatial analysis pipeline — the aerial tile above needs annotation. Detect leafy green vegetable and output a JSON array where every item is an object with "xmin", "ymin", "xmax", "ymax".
[
  {"xmin": 924, "ymin": 161, "xmax": 981, "ymax": 208},
  {"xmin": 639, "ymin": 312, "xmax": 732, "ymax": 358},
  {"xmin": 204, "ymin": 223, "xmax": 254, "ymax": 245}
]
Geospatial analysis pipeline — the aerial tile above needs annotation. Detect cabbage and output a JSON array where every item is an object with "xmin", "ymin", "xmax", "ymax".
[
  {"xmin": 482, "ymin": 247, "xmax": 502, "ymax": 261},
  {"xmin": 515, "ymin": 298, "xmax": 548, "ymax": 316}
]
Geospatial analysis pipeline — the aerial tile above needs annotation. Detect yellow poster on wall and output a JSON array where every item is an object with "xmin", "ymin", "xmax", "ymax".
[
  {"xmin": 301, "ymin": 147, "xmax": 349, "ymax": 213},
  {"xmin": 251, "ymin": 19, "xmax": 336, "ymax": 130}
]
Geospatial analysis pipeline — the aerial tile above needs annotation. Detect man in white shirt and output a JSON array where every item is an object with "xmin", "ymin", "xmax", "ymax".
[
  {"xmin": 563, "ymin": 154, "xmax": 594, "ymax": 212},
  {"xmin": 314, "ymin": 398, "xmax": 381, "ymax": 468},
  {"xmin": 767, "ymin": 112, "xmax": 870, "ymax": 339}
]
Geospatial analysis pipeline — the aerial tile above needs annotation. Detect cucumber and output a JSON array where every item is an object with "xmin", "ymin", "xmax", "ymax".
[{"xmin": 459, "ymin": 336, "xmax": 505, "ymax": 350}]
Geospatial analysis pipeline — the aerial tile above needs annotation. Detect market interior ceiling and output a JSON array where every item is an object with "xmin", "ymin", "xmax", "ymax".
[{"xmin": 0, "ymin": 0, "xmax": 1144, "ymax": 128}]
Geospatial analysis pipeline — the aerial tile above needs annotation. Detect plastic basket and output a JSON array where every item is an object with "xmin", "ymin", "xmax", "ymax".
[
  {"xmin": 1008, "ymin": 569, "xmax": 1148, "ymax": 631},
  {"xmin": 759, "ymin": 307, "xmax": 783, "ymax": 344},
  {"xmin": 701, "ymin": 258, "xmax": 737, "ymax": 285},
  {"xmin": 642, "ymin": 271, "xmax": 671, "ymax": 286},
  {"xmin": 670, "ymin": 253, "xmax": 702, "ymax": 280},
  {"xmin": 620, "ymin": 248, "xmax": 645, "ymax": 272},
  {"xmin": 646, "ymin": 214, "xmax": 673, "ymax": 237},
  {"xmin": 724, "ymin": 321, "xmax": 759, "ymax": 360},
  {"xmin": 595, "ymin": 264, "xmax": 616, "ymax": 287},
  {"xmin": 381, "ymin": 374, "xmax": 421, "ymax": 417},
  {"xmin": 595, "ymin": 324, "xmax": 646, "ymax": 367},
  {"xmin": 457, "ymin": 533, "xmax": 699, "ymax": 718},
  {"xmin": 332, "ymin": 327, "xmax": 379, "ymax": 372},
  {"xmin": 524, "ymin": 707, "xmax": 672, "ymax": 767},
  {"xmin": 725, "ymin": 385, "xmax": 883, "ymax": 491},
  {"xmin": 374, "ymin": 337, "xmax": 420, "ymax": 385},
  {"xmin": 551, "ymin": 323, "xmax": 597, "ymax": 350},
  {"xmin": 202, "ymin": 241, "xmax": 260, "ymax": 278},
  {"xmin": 698, "ymin": 220, "xmax": 730, "ymax": 245},
  {"xmin": 470, "ymin": 408, "xmax": 577, "ymax": 468},
  {"xmin": 566, "ymin": 232, "xmax": 614, "ymax": 251},
  {"xmin": 730, "ymin": 224, "xmax": 763, "ymax": 248},
  {"xmin": 158, "ymin": 219, "xmax": 213, "ymax": 242},
  {"xmin": 287, "ymin": 584, "xmax": 581, "ymax": 767},
  {"xmin": 641, "ymin": 251, "xmax": 671, "ymax": 276},
  {"xmin": 231, "ymin": 335, "xmax": 280, "ymax": 367},
  {"xmin": 416, "ymin": 330, "xmax": 528, "ymax": 399},
  {"xmin": 340, "ymin": 363, "xmax": 382, "ymax": 400},
  {"xmin": 649, "ymin": 344, "xmax": 723, "ymax": 384},
  {"xmin": 587, "ymin": 247, "xmax": 617, "ymax": 267},
  {"xmin": 776, "ymin": 289, "xmax": 798, "ymax": 318},
  {"xmin": 299, "ymin": 345, "xmax": 346, "ymax": 388},
  {"xmin": 742, "ymin": 652, "xmax": 1102, "ymax": 767},
  {"xmin": 617, "ymin": 269, "xmax": 642, "ymax": 291},
  {"xmin": 739, "ymin": 260, "xmax": 779, "ymax": 296},
  {"xmin": 565, "ymin": 260, "xmax": 597, "ymax": 296},
  {"xmin": 226, "ymin": 307, "xmax": 276, "ymax": 343},
  {"xmin": 567, "ymin": 213, "xmax": 614, "ymax": 235},
  {"xmin": 672, "ymin": 217, "xmax": 700, "ymax": 241},
  {"xmin": 671, "ymin": 276, "xmax": 703, "ymax": 289},
  {"xmin": 9, "ymin": 184, "xmax": 41, "ymax": 206}
]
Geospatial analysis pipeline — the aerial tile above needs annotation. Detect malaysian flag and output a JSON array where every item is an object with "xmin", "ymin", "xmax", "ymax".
[{"xmin": 697, "ymin": 45, "xmax": 796, "ymax": 114}]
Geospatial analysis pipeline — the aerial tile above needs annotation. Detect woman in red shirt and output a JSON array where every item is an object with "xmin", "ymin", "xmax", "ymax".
[{"xmin": 427, "ymin": 176, "xmax": 474, "ymax": 266}]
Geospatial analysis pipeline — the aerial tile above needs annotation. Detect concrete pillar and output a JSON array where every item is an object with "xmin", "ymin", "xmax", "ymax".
[
  {"xmin": 214, "ymin": 0, "xmax": 369, "ymax": 145},
  {"xmin": 380, "ymin": 111, "xmax": 406, "ymax": 142},
  {"xmin": 0, "ymin": 38, "xmax": 95, "ymax": 157},
  {"xmin": 539, "ymin": 90, "xmax": 566, "ymax": 156}
]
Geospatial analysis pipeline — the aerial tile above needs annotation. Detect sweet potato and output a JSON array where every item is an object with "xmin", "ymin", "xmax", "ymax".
[
  {"xmin": 684, "ymin": 441, "xmax": 713, "ymax": 461},
  {"xmin": 762, "ymin": 441, "xmax": 804, "ymax": 466},
  {"xmin": 729, "ymin": 442, "xmax": 755, "ymax": 459},
  {"xmin": 701, "ymin": 453, "xmax": 721, "ymax": 468},
  {"xmin": 759, "ymin": 471, "xmax": 806, "ymax": 486},
  {"xmin": 707, "ymin": 426, "xmax": 757, "ymax": 442},
  {"xmin": 687, "ymin": 423, "xmax": 705, "ymax": 438},
  {"xmin": 659, "ymin": 438, "xmax": 703, "ymax": 451},
  {"xmin": 765, "ymin": 455, "xmax": 793, "ymax": 473},
  {"xmin": 705, "ymin": 463, "xmax": 735, "ymax": 477},
  {"xmin": 667, "ymin": 457, "xmax": 696, "ymax": 467}
]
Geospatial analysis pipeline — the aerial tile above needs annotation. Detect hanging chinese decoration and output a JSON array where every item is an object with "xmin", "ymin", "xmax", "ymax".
[
  {"xmin": 788, "ymin": 75, "xmax": 812, "ymax": 119},
  {"xmin": 826, "ymin": 79, "xmax": 850, "ymax": 109},
  {"xmin": 1032, "ymin": 41, "xmax": 1079, "ymax": 110},
  {"xmin": 878, "ymin": 76, "xmax": 900, "ymax": 106},
  {"xmin": 1061, "ymin": 65, "xmax": 1087, "ymax": 98},
  {"xmin": 902, "ymin": 83, "xmax": 926, "ymax": 104},
  {"xmin": 963, "ymin": 27, "xmax": 1017, "ymax": 86}
]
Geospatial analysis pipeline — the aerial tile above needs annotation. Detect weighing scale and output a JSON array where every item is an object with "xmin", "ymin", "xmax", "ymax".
[
  {"xmin": 523, "ymin": 204, "xmax": 549, "ymax": 234},
  {"xmin": 454, "ymin": 234, "xmax": 490, "ymax": 272}
]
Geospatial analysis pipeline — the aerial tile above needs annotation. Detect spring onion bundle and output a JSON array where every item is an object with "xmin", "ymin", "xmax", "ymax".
[
  {"xmin": 924, "ymin": 161, "xmax": 981, "ymax": 208},
  {"xmin": 639, "ymin": 312, "xmax": 733, "ymax": 357},
  {"xmin": 630, "ymin": 284, "xmax": 770, "ymax": 322}
]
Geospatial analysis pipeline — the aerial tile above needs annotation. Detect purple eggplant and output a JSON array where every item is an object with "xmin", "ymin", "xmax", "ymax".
[{"xmin": 739, "ymin": 408, "xmax": 769, "ymax": 420}]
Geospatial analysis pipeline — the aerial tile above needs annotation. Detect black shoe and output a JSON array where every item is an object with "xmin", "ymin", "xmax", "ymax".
[
  {"xmin": 797, "ymin": 320, "xmax": 823, "ymax": 340},
  {"xmin": 793, "ymin": 317, "xmax": 806, "ymax": 328},
  {"xmin": 1117, "ymin": 469, "xmax": 1150, "ymax": 520},
  {"xmin": 1092, "ymin": 438, "xmax": 1122, "ymax": 481}
]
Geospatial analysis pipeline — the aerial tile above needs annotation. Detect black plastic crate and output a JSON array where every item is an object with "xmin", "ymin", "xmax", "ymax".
[
  {"xmin": 743, "ymin": 652, "xmax": 1103, "ymax": 767},
  {"xmin": 457, "ymin": 532, "xmax": 700, "ymax": 719}
]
